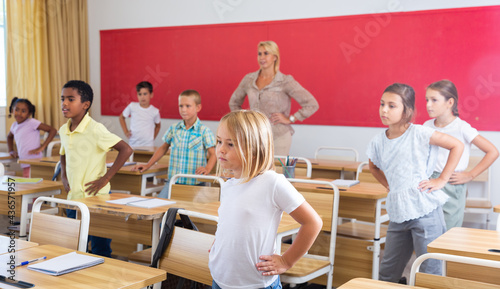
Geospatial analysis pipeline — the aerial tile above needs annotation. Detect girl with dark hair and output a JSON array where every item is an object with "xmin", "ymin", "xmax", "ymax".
[{"xmin": 7, "ymin": 97, "xmax": 57, "ymax": 177}]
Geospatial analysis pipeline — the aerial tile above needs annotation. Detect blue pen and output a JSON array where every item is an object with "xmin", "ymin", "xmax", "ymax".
[{"xmin": 15, "ymin": 256, "xmax": 47, "ymax": 267}]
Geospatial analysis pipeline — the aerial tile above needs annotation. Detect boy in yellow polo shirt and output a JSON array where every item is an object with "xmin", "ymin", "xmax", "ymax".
[{"xmin": 59, "ymin": 80, "xmax": 132, "ymax": 257}]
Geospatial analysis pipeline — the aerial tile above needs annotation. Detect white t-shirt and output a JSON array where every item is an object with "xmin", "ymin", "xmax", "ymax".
[
  {"xmin": 209, "ymin": 170, "xmax": 305, "ymax": 289},
  {"xmin": 122, "ymin": 102, "xmax": 160, "ymax": 147},
  {"xmin": 423, "ymin": 117, "xmax": 478, "ymax": 172}
]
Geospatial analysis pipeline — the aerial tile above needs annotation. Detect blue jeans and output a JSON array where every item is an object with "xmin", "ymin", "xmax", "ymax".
[
  {"xmin": 212, "ymin": 276, "xmax": 282, "ymax": 289},
  {"xmin": 66, "ymin": 209, "xmax": 112, "ymax": 257}
]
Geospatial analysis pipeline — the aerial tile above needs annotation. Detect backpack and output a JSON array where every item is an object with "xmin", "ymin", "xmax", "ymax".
[{"xmin": 149, "ymin": 208, "xmax": 205, "ymax": 289}]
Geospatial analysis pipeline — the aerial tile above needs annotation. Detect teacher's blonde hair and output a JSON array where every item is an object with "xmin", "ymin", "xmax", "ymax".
[
  {"xmin": 258, "ymin": 41, "xmax": 280, "ymax": 75},
  {"xmin": 216, "ymin": 110, "xmax": 275, "ymax": 183}
]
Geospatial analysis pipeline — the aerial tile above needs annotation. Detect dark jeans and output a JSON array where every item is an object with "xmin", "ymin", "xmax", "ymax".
[{"xmin": 66, "ymin": 209, "xmax": 112, "ymax": 257}]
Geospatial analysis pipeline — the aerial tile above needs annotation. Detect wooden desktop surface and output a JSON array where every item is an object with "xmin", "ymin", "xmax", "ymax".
[
  {"xmin": 62, "ymin": 193, "xmax": 298, "ymax": 234},
  {"xmin": 337, "ymin": 277, "xmax": 427, "ymax": 289},
  {"xmin": 0, "ymin": 180, "xmax": 63, "ymax": 216},
  {"xmin": 428, "ymin": 227, "xmax": 500, "ymax": 285},
  {"xmin": 428, "ymin": 227, "xmax": 500, "ymax": 261},
  {"xmin": 19, "ymin": 156, "xmax": 168, "ymax": 195},
  {"xmin": 275, "ymin": 159, "xmax": 361, "ymax": 179},
  {"xmin": 0, "ymin": 244, "xmax": 166, "ymax": 289},
  {"xmin": 293, "ymin": 180, "xmax": 387, "ymax": 199},
  {"xmin": 0, "ymin": 235, "xmax": 38, "ymax": 254}
]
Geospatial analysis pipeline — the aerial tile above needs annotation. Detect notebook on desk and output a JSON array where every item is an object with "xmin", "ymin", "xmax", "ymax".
[
  {"xmin": 1, "ymin": 176, "xmax": 43, "ymax": 184},
  {"xmin": 106, "ymin": 197, "xmax": 175, "ymax": 208},
  {"xmin": 27, "ymin": 252, "xmax": 104, "ymax": 276}
]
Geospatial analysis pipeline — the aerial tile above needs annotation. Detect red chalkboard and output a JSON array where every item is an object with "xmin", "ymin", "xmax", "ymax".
[{"xmin": 101, "ymin": 5, "xmax": 500, "ymax": 131}]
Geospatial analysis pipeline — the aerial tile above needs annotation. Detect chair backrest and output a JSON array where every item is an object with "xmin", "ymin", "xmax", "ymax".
[
  {"xmin": 356, "ymin": 161, "xmax": 378, "ymax": 183},
  {"xmin": 157, "ymin": 209, "xmax": 217, "ymax": 286},
  {"xmin": 29, "ymin": 197, "xmax": 90, "ymax": 252},
  {"xmin": 171, "ymin": 184, "xmax": 220, "ymax": 203},
  {"xmin": 314, "ymin": 146, "xmax": 359, "ymax": 161},
  {"xmin": 168, "ymin": 174, "xmax": 223, "ymax": 201},
  {"xmin": 46, "ymin": 140, "xmax": 61, "ymax": 157},
  {"xmin": 410, "ymin": 252, "xmax": 500, "ymax": 288},
  {"xmin": 275, "ymin": 155, "xmax": 312, "ymax": 178},
  {"xmin": 283, "ymin": 178, "xmax": 340, "ymax": 289}
]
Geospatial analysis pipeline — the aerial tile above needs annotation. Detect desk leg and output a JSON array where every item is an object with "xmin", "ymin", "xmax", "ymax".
[
  {"xmin": 152, "ymin": 218, "xmax": 161, "ymax": 289},
  {"xmin": 19, "ymin": 195, "xmax": 30, "ymax": 240},
  {"xmin": 372, "ymin": 198, "xmax": 387, "ymax": 280},
  {"xmin": 18, "ymin": 189, "xmax": 61, "ymax": 240}
]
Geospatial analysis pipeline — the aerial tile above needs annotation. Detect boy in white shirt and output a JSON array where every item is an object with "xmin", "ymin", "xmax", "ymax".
[{"xmin": 119, "ymin": 81, "xmax": 161, "ymax": 147}]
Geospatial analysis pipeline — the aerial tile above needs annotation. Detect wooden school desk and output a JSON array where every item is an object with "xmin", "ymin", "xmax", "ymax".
[
  {"xmin": 109, "ymin": 163, "xmax": 168, "ymax": 196},
  {"xmin": 427, "ymin": 227, "xmax": 500, "ymax": 285},
  {"xmin": 0, "ymin": 244, "xmax": 166, "ymax": 289},
  {"xmin": 18, "ymin": 156, "xmax": 59, "ymax": 180},
  {"xmin": 0, "ymin": 179, "xmax": 63, "ymax": 239},
  {"xmin": 19, "ymin": 156, "xmax": 168, "ymax": 196},
  {"xmin": 293, "ymin": 181, "xmax": 389, "ymax": 284},
  {"xmin": 59, "ymin": 193, "xmax": 301, "ymax": 258},
  {"xmin": 276, "ymin": 159, "xmax": 361, "ymax": 179},
  {"xmin": 337, "ymin": 277, "xmax": 427, "ymax": 289},
  {"xmin": 131, "ymin": 146, "xmax": 170, "ymax": 163},
  {"xmin": 0, "ymin": 235, "xmax": 38, "ymax": 253}
]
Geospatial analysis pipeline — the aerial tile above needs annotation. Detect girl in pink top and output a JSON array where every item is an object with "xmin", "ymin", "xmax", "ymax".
[{"xmin": 7, "ymin": 98, "xmax": 57, "ymax": 177}]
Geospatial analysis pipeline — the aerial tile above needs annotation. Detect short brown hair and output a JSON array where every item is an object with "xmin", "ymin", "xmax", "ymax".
[{"xmin": 179, "ymin": 89, "xmax": 201, "ymax": 105}]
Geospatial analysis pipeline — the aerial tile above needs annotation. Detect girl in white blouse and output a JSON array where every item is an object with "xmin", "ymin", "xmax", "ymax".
[
  {"xmin": 424, "ymin": 80, "xmax": 498, "ymax": 230},
  {"xmin": 367, "ymin": 83, "xmax": 463, "ymax": 283}
]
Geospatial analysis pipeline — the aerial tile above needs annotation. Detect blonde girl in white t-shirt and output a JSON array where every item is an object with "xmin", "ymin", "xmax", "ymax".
[
  {"xmin": 424, "ymin": 79, "xmax": 499, "ymax": 230},
  {"xmin": 209, "ymin": 110, "xmax": 322, "ymax": 289}
]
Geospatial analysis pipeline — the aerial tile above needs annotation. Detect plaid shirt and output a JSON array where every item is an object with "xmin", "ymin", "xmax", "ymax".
[{"xmin": 163, "ymin": 118, "xmax": 215, "ymax": 185}]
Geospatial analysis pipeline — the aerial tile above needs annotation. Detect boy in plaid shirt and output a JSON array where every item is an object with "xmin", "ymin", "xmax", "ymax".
[{"xmin": 134, "ymin": 90, "xmax": 216, "ymax": 197}]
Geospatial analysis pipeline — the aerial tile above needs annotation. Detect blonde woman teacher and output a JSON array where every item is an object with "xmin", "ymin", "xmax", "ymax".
[{"xmin": 229, "ymin": 41, "xmax": 319, "ymax": 155}]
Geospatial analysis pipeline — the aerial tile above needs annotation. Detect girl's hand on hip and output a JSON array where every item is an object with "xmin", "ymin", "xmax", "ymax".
[
  {"xmin": 449, "ymin": 171, "xmax": 473, "ymax": 185},
  {"xmin": 418, "ymin": 178, "xmax": 446, "ymax": 193},
  {"xmin": 256, "ymin": 254, "xmax": 291, "ymax": 276}
]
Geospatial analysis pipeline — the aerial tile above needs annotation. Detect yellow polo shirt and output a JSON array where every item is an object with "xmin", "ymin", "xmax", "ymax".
[{"xmin": 59, "ymin": 113, "xmax": 121, "ymax": 200}]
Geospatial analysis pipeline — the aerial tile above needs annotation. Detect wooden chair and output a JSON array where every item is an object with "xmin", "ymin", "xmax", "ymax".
[
  {"xmin": 409, "ymin": 252, "xmax": 500, "ymax": 288},
  {"xmin": 128, "ymin": 174, "xmax": 221, "ymax": 265},
  {"xmin": 464, "ymin": 154, "xmax": 492, "ymax": 229},
  {"xmin": 29, "ymin": 196, "xmax": 90, "ymax": 252},
  {"xmin": 356, "ymin": 161, "xmax": 378, "ymax": 183},
  {"xmin": 167, "ymin": 173, "xmax": 223, "ymax": 201},
  {"xmin": 314, "ymin": 147, "xmax": 359, "ymax": 161},
  {"xmin": 45, "ymin": 140, "xmax": 61, "ymax": 157},
  {"xmin": 152, "ymin": 209, "xmax": 217, "ymax": 289},
  {"xmin": 275, "ymin": 155, "xmax": 312, "ymax": 178},
  {"xmin": 280, "ymin": 179, "xmax": 340, "ymax": 289}
]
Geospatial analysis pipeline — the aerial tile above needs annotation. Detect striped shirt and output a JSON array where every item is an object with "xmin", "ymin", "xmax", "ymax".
[{"xmin": 163, "ymin": 118, "xmax": 215, "ymax": 185}]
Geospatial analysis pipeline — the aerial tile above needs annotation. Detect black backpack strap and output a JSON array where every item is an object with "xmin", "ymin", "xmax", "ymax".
[{"xmin": 151, "ymin": 207, "xmax": 181, "ymax": 268}]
